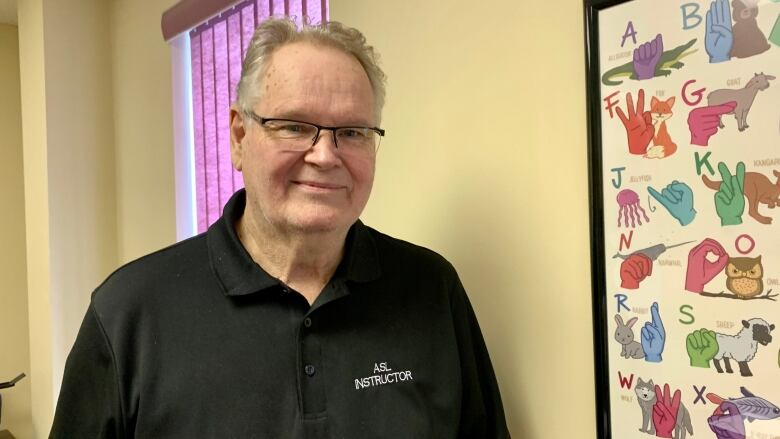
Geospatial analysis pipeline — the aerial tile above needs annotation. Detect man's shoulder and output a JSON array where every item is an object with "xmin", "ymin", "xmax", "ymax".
[
  {"xmin": 361, "ymin": 224, "xmax": 457, "ymax": 277},
  {"xmin": 91, "ymin": 233, "xmax": 210, "ymax": 312}
]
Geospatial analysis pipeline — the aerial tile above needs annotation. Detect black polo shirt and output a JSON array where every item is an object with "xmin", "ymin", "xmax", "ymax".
[{"xmin": 51, "ymin": 190, "xmax": 509, "ymax": 438}]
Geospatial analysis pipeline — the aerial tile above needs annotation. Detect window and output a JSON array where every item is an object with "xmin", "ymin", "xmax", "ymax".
[{"xmin": 171, "ymin": 0, "xmax": 328, "ymax": 236}]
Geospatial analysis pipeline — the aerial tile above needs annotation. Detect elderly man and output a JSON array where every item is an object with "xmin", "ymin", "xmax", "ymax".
[{"xmin": 51, "ymin": 18, "xmax": 509, "ymax": 438}]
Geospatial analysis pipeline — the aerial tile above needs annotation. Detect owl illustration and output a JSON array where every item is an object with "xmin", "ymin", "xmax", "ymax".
[{"xmin": 725, "ymin": 256, "xmax": 764, "ymax": 298}]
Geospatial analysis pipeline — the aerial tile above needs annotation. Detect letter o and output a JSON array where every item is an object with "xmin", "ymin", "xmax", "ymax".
[{"xmin": 735, "ymin": 234, "xmax": 755, "ymax": 254}]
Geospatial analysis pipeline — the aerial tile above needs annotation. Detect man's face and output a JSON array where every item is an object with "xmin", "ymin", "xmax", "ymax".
[{"xmin": 230, "ymin": 42, "xmax": 377, "ymax": 235}]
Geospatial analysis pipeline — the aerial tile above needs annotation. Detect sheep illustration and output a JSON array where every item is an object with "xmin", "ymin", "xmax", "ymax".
[{"xmin": 713, "ymin": 318, "xmax": 774, "ymax": 377}]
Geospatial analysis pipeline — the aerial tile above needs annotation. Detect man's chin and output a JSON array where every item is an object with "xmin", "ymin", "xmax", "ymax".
[{"xmin": 283, "ymin": 212, "xmax": 356, "ymax": 235}]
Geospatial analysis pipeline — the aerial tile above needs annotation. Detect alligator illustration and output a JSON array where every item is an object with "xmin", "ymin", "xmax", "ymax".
[{"xmin": 601, "ymin": 38, "xmax": 698, "ymax": 86}]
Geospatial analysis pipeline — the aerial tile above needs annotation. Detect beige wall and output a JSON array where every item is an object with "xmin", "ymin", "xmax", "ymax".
[
  {"xmin": 112, "ymin": 0, "xmax": 178, "ymax": 264},
  {"xmin": 13, "ymin": 0, "xmax": 596, "ymax": 436},
  {"xmin": 17, "ymin": 0, "xmax": 117, "ymax": 435},
  {"xmin": 0, "ymin": 23, "xmax": 33, "ymax": 439},
  {"xmin": 331, "ymin": 1, "xmax": 596, "ymax": 437}
]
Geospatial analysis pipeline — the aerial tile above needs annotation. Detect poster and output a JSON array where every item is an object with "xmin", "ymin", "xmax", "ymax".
[{"xmin": 585, "ymin": 0, "xmax": 780, "ymax": 438}]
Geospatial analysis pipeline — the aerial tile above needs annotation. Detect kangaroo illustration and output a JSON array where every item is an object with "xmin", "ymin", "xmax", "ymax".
[
  {"xmin": 645, "ymin": 96, "xmax": 677, "ymax": 159},
  {"xmin": 707, "ymin": 73, "xmax": 775, "ymax": 131},
  {"xmin": 702, "ymin": 170, "xmax": 780, "ymax": 224}
]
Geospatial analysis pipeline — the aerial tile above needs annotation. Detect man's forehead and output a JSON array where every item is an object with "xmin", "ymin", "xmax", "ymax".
[
  {"xmin": 257, "ymin": 41, "xmax": 375, "ymax": 122},
  {"xmin": 263, "ymin": 41, "xmax": 367, "ymax": 83}
]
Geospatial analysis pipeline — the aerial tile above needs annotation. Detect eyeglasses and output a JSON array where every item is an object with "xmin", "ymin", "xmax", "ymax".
[{"xmin": 244, "ymin": 111, "xmax": 385, "ymax": 156}]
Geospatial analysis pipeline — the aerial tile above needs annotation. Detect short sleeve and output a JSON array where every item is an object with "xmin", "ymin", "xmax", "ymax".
[
  {"xmin": 450, "ymin": 277, "xmax": 511, "ymax": 439},
  {"xmin": 50, "ymin": 303, "xmax": 125, "ymax": 439}
]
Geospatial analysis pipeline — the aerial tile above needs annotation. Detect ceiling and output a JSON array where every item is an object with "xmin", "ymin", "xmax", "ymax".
[{"xmin": 0, "ymin": 0, "xmax": 17, "ymax": 25}]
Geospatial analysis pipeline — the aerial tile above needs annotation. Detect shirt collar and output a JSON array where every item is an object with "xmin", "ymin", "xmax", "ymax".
[{"xmin": 207, "ymin": 189, "xmax": 381, "ymax": 297}]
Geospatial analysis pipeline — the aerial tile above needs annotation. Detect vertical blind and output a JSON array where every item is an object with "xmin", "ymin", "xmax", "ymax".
[{"xmin": 190, "ymin": 0, "xmax": 328, "ymax": 233}]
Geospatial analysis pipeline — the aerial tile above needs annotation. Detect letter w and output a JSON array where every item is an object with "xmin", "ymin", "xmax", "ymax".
[{"xmin": 618, "ymin": 371, "xmax": 634, "ymax": 389}]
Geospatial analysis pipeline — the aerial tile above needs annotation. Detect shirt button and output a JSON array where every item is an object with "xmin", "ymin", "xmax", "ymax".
[
  {"xmin": 304, "ymin": 364, "xmax": 316, "ymax": 376},
  {"xmin": 303, "ymin": 317, "xmax": 312, "ymax": 328}
]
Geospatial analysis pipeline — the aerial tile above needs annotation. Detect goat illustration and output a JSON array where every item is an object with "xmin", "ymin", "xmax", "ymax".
[{"xmin": 707, "ymin": 73, "xmax": 775, "ymax": 132}]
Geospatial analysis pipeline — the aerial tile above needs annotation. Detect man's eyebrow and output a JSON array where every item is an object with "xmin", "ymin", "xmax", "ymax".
[{"xmin": 270, "ymin": 112, "xmax": 375, "ymax": 127}]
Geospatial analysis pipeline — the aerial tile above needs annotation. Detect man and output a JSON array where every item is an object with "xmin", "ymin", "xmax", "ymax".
[{"xmin": 51, "ymin": 18, "xmax": 509, "ymax": 438}]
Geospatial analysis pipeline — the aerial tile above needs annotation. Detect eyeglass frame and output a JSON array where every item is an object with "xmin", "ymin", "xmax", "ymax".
[{"xmin": 243, "ymin": 110, "xmax": 386, "ymax": 153}]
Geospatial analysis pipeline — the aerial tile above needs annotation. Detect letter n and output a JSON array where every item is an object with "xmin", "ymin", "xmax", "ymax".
[{"xmin": 619, "ymin": 230, "xmax": 633, "ymax": 252}]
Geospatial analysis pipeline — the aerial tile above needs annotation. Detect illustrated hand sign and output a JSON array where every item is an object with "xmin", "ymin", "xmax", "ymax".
[
  {"xmin": 685, "ymin": 238, "xmax": 729, "ymax": 293},
  {"xmin": 641, "ymin": 302, "xmax": 665, "ymax": 363},
  {"xmin": 620, "ymin": 253, "xmax": 653, "ymax": 289},
  {"xmin": 647, "ymin": 181, "xmax": 696, "ymax": 226},
  {"xmin": 687, "ymin": 102, "xmax": 736, "ymax": 146},
  {"xmin": 686, "ymin": 328, "xmax": 719, "ymax": 368},
  {"xmin": 705, "ymin": 0, "xmax": 734, "ymax": 63},
  {"xmin": 653, "ymin": 383, "xmax": 681, "ymax": 438},
  {"xmin": 708, "ymin": 402, "xmax": 746, "ymax": 439},
  {"xmin": 714, "ymin": 161, "xmax": 745, "ymax": 226},
  {"xmin": 616, "ymin": 89, "xmax": 655, "ymax": 155},
  {"xmin": 633, "ymin": 34, "xmax": 664, "ymax": 80}
]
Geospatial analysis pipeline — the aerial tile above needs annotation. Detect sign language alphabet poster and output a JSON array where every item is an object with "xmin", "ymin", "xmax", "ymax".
[{"xmin": 585, "ymin": 0, "xmax": 780, "ymax": 438}]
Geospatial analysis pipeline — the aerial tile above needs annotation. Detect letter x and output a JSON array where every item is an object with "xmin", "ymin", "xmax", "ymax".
[{"xmin": 693, "ymin": 385, "xmax": 707, "ymax": 405}]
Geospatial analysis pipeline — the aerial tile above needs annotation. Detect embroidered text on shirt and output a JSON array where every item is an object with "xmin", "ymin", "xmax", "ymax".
[{"xmin": 354, "ymin": 362, "xmax": 414, "ymax": 390}]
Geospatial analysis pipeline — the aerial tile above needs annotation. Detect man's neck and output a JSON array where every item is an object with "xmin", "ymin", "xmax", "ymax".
[{"xmin": 235, "ymin": 213, "xmax": 347, "ymax": 306}]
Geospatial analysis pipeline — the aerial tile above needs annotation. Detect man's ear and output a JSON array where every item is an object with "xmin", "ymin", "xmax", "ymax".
[{"xmin": 229, "ymin": 106, "xmax": 246, "ymax": 171}]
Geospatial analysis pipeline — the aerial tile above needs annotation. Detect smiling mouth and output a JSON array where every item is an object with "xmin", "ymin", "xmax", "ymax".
[{"xmin": 293, "ymin": 181, "xmax": 345, "ymax": 191}]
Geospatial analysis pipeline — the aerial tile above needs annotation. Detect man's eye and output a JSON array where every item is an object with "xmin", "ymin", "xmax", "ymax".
[
  {"xmin": 339, "ymin": 128, "xmax": 366, "ymax": 138},
  {"xmin": 280, "ymin": 124, "xmax": 305, "ymax": 132}
]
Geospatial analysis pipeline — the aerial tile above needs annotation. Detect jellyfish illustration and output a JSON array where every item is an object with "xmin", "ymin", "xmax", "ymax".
[{"xmin": 617, "ymin": 189, "xmax": 650, "ymax": 228}]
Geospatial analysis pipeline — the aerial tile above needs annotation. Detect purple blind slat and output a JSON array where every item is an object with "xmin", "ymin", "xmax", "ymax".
[
  {"xmin": 201, "ymin": 28, "xmax": 219, "ymax": 227},
  {"xmin": 191, "ymin": 33, "xmax": 208, "ymax": 233},
  {"xmin": 288, "ymin": 0, "xmax": 302, "ymax": 23},
  {"xmin": 190, "ymin": 0, "xmax": 327, "ymax": 233},
  {"xmin": 214, "ymin": 20, "xmax": 234, "ymax": 213}
]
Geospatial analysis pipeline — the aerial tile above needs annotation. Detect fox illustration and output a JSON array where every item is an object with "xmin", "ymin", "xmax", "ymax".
[{"xmin": 645, "ymin": 97, "xmax": 678, "ymax": 159}]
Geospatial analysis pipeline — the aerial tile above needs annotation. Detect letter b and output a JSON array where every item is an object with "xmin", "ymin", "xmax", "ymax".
[{"xmin": 681, "ymin": 3, "xmax": 702, "ymax": 30}]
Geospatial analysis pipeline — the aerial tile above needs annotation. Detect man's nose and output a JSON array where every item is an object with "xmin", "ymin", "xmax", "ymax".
[{"xmin": 305, "ymin": 129, "xmax": 341, "ymax": 167}]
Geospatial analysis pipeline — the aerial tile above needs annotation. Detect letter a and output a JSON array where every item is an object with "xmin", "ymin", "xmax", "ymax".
[
  {"xmin": 621, "ymin": 21, "xmax": 637, "ymax": 47},
  {"xmin": 681, "ymin": 3, "xmax": 702, "ymax": 30}
]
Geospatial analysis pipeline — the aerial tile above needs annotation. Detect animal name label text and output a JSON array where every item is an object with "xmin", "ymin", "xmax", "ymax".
[
  {"xmin": 658, "ymin": 259, "xmax": 682, "ymax": 267},
  {"xmin": 727, "ymin": 78, "xmax": 741, "ymax": 86},
  {"xmin": 608, "ymin": 51, "xmax": 631, "ymax": 61},
  {"xmin": 629, "ymin": 175, "xmax": 652, "ymax": 183},
  {"xmin": 716, "ymin": 320, "xmax": 735, "ymax": 329},
  {"xmin": 633, "ymin": 307, "xmax": 649, "ymax": 315},
  {"xmin": 754, "ymin": 158, "xmax": 780, "ymax": 167},
  {"xmin": 767, "ymin": 278, "xmax": 779, "ymax": 286}
]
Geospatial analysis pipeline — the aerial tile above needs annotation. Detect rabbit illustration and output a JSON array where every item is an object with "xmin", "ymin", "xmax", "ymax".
[{"xmin": 615, "ymin": 314, "xmax": 646, "ymax": 359}]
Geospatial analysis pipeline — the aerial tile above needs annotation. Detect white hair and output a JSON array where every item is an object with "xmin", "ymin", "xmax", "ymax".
[{"xmin": 236, "ymin": 17, "xmax": 386, "ymax": 121}]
